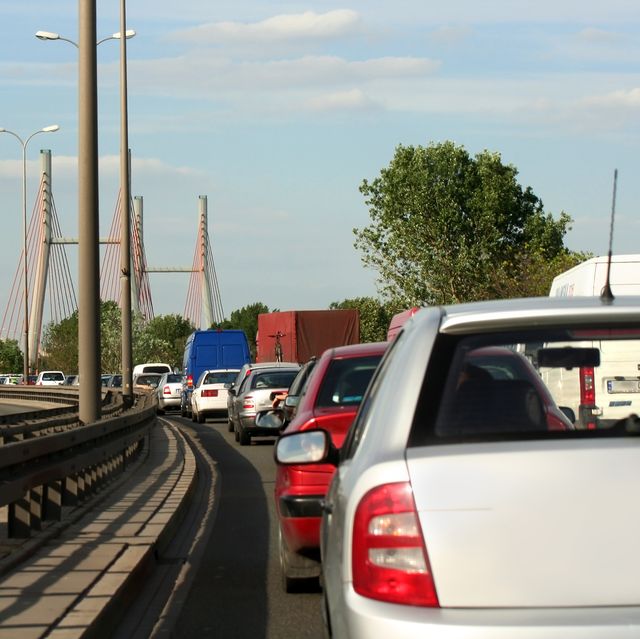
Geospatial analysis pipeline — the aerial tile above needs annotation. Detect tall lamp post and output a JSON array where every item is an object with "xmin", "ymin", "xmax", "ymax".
[
  {"xmin": 0, "ymin": 125, "xmax": 60, "ymax": 382},
  {"xmin": 37, "ymin": 22, "xmax": 136, "ymax": 407}
]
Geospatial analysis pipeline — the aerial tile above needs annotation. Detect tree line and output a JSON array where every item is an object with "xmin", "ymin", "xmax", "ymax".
[{"xmin": 0, "ymin": 140, "xmax": 589, "ymax": 373}]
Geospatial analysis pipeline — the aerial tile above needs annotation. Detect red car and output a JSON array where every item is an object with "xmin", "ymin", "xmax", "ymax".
[{"xmin": 274, "ymin": 341, "xmax": 388, "ymax": 592}]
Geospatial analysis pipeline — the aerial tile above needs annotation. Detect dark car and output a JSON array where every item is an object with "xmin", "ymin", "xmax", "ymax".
[{"xmin": 274, "ymin": 341, "xmax": 387, "ymax": 591}]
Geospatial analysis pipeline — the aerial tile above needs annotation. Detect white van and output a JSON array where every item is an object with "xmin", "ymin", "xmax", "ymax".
[
  {"xmin": 132, "ymin": 362, "xmax": 172, "ymax": 378},
  {"xmin": 543, "ymin": 255, "xmax": 640, "ymax": 428}
]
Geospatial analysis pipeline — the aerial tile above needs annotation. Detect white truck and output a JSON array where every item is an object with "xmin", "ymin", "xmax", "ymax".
[{"xmin": 543, "ymin": 255, "xmax": 640, "ymax": 428}]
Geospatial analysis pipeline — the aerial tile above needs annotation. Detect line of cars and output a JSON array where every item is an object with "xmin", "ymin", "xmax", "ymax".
[{"xmin": 274, "ymin": 295, "xmax": 640, "ymax": 638}]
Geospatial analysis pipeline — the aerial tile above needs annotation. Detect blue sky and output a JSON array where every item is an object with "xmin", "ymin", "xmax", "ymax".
[{"xmin": 1, "ymin": 1, "xmax": 639, "ymax": 325}]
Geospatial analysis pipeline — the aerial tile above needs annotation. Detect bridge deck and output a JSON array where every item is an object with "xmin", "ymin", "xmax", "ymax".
[{"xmin": 0, "ymin": 419, "xmax": 195, "ymax": 638}]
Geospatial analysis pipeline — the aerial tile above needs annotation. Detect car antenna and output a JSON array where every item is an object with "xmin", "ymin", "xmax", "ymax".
[{"xmin": 600, "ymin": 168, "xmax": 618, "ymax": 304}]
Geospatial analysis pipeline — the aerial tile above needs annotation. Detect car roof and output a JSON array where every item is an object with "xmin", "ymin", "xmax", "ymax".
[
  {"xmin": 406, "ymin": 295, "xmax": 640, "ymax": 336},
  {"xmin": 321, "ymin": 341, "xmax": 388, "ymax": 359}
]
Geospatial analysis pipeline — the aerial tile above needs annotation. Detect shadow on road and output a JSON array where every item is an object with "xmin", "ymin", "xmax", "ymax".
[{"xmin": 174, "ymin": 423, "xmax": 272, "ymax": 638}]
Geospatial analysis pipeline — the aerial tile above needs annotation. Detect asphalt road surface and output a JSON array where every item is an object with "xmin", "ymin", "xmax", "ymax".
[{"xmin": 169, "ymin": 415, "xmax": 325, "ymax": 639}]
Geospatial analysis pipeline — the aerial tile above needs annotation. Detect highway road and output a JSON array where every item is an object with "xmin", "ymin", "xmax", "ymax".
[{"xmin": 127, "ymin": 413, "xmax": 326, "ymax": 639}]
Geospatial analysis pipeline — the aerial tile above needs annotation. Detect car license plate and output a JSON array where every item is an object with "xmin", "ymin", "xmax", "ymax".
[{"xmin": 607, "ymin": 379, "xmax": 640, "ymax": 393}]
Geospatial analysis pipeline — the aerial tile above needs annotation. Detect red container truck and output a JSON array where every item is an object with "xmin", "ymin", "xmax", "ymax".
[{"xmin": 256, "ymin": 310, "xmax": 360, "ymax": 363}]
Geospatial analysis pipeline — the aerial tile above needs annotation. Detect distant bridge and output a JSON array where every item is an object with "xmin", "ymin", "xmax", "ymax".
[{"xmin": 0, "ymin": 149, "xmax": 224, "ymax": 371}]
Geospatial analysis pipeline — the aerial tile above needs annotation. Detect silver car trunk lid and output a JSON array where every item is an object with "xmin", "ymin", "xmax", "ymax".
[{"xmin": 407, "ymin": 438, "xmax": 640, "ymax": 607}]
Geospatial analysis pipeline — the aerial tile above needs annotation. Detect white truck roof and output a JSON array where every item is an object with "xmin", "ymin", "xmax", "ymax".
[{"xmin": 549, "ymin": 254, "xmax": 640, "ymax": 297}]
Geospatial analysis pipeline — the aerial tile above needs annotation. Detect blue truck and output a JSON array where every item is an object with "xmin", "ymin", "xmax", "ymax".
[{"xmin": 180, "ymin": 329, "xmax": 252, "ymax": 417}]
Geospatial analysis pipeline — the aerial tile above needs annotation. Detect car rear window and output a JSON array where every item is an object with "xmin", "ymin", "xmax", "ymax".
[
  {"xmin": 205, "ymin": 371, "xmax": 238, "ymax": 385},
  {"xmin": 166, "ymin": 374, "xmax": 183, "ymax": 384},
  {"xmin": 251, "ymin": 370, "xmax": 298, "ymax": 390},
  {"xmin": 413, "ymin": 327, "xmax": 640, "ymax": 445},
  {"xmin": 316, "ymin": 355, "xmax": 383, "ymax": 408}
]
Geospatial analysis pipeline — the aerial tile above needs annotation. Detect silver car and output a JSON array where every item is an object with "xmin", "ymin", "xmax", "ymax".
[
  {"xmin": 229, "ymin": 364, "xmax": 300, "ymax": 445},
  {"xmin": 276, "ymin": 296, "xmax": 640, "ymax": 638}
]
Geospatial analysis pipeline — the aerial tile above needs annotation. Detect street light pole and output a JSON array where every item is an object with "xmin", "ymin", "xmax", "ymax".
[
  {"xmin": 119, "ymin": 0, "xmax": 133, "ymax": 407},
  {"xmin": 0, "ymin": 125, "xmax": 59, "ymax": 382}
]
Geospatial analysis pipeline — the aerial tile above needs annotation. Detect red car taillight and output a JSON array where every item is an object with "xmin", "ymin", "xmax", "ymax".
[
  {"xmin": 163, "ymin": 385, "xmax": 171, "ymax": 395},
  {"xmin": 202, "ymin": 389, "xmax": 218, "ymax": 397},
  {"xmin": 243, "ymin": 395, "xmax": 255, "ymax": 409},
  {"xmin": 352, "ymin": 482, "xmax": 439, "ymax": 607},
  {"xmin": 579, "ymin": 366, "xmax": 597, "ymax": 429}
]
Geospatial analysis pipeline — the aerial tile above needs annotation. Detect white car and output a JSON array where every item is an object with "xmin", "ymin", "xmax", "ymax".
[
  {"xmin": 155, "ymin": 373, "xmax": 184, "ymax": 414},
  {"xmin": 35, "ymin": 370, "xmax": 65, "ymax": 385},
  {"xmin": 191, "ymin": 369, "xmax": 240, "ymax": 423},
  {"xmin": 277, "ymin": 295, "xmax": 640, "ymax": 639}
]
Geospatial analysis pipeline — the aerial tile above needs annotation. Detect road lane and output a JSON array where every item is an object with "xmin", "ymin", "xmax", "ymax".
[{"xmin": 173, "ymin": 416, "xmax": 325, "ymax": 639}]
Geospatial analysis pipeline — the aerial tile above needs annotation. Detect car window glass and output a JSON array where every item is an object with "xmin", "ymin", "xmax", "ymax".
[
  {"xmin": 410, "ymin": 328, "xmax": 640, "ymax": 445},
  {"xmin": 341, "ymin": 342, "xmax": 398, "ymax": 460},
  {"xmin": 251, "ymin": 370, "xmax": 298, "ymax": 390},
  {"xmin": 205, "ymin": 371, "xmax": 238, "ymax": 385},
  {"xmin": 316, "ymin": 356, "xmax": 382, "ymax": 408}
]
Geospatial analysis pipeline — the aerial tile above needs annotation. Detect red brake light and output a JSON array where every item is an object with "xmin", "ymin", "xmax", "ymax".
[
  {"xmin": 202, "ymin": 389, "xmax": 218, "ymax": 398},
  {"xmin": 187, "ymin": 374, "xmax": 194, "ymax": 388},
  {"xmin": 163, "ymin": 385, "xmax": 171, "ymax": 395},
  {"xmin": 579, "ymin": 366, "xmax": 597, "ymax": 429},
  {"xmin": 352, "ymin": 482, "xmax": 439, "ymax": 607},
  {"xmin": 243, "ymin": 395, "xmax": 255, "ymax": 409}
]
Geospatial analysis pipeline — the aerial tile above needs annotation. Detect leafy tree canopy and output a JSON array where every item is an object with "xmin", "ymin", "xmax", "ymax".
[
  {"xmin": 0, "ymin": 339, "xmax": 23, "ymax": 374},
  {"xmin": 355, "ymin": 141, "xmax": 581, "ymax": 306},
  {"xmin": 329, "ymin": 297, "xmax": 395, "ymax": 343}
]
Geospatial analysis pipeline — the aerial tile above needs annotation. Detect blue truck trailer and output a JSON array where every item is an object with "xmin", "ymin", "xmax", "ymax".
[{"xmin": 180, "ymin": 329, "xmax": 251, "ymax": 416}]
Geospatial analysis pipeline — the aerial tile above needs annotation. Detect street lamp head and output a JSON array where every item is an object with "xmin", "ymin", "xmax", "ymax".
[
  {"xmin": 42, "ymin": 125, "xmax": 60, "ymax": 133},
  {"xmin": 35, "ymin": 31, "xmax": 60, "ymax": 41},
  {"xmin": 111, "ymin": 30, "xmax": 137, "ymax": 40}
]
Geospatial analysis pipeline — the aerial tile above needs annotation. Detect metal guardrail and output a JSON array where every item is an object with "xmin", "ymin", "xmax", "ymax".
[{"xmin": 0, "ymin": 386, "xmax": 156, "ymax": 538}]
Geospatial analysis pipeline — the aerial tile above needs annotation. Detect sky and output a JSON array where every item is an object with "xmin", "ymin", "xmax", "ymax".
[{"xmin": 0, "ymin": 1, "xmax": 639, "ymax": 328}]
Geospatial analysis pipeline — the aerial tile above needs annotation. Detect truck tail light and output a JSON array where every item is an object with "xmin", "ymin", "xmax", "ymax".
[
  {"xmin": 186, "ymin": 374, "xmax": 194, "ymax": 388},
  {"xmin": 243, "ymin": 395, "xmax": 255, "ymax": 410},
  {"xmin": 579, "ymin": 366, "xmax": 597, "ymax": 429},
  {"xmin": 352, "ymin": 482, "xmax": 439, "ymax": 607},
  {"xmin": 202, "ymin": 389, "xmax": 218, "ymax": 397}
]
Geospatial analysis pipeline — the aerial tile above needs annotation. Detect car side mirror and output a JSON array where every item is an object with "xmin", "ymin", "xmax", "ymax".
[
  {"xmin": 283, "ymin": 395, "xmax": 299, "ymax": 409},
  {"xmin": 228, "ymin": 387, "xmax": 236, "ymax": 396},
  {"xmin": 274, "ymin": 430, "xmax": 339, "ymax": 467}
]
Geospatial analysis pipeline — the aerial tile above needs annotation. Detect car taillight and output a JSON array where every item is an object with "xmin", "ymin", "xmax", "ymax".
[
  {"xmin": 202, "ymin": 389, "xmax": 218, "ymax": 397},
  {"xmin": 352, "ymin": 482, "xmax": 438, "ymax": 607},
  {"xmin": 243, "ymin": 395, "xmax": 255, "ymax": 409},
  {"xmin": 579, "ymin": 366, "xmax": 597, "ymax": 429},
  {"xmin": 163, "ymin": 385, "xmax": 171, "ymax": 395}
]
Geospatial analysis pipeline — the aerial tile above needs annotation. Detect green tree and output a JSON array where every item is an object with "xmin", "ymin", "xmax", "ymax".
[
  {"xmin": 0, "ymin": 339, "xmax": 23, "ymax": 373},
  {"xmin": 134, "ymin": 314, "xmax": 195, "ymax": 370},
  {"xmin": 40, "ymin": 312, "xmax": 78, "ymax": 373},
  {"xmin": 329, "ymin": 297, "xmax": 394, "ymax": 343},
  {"xmin": 355, "ymin": 141, "xmax": 578, "ymax": 306},
  {"xmin": 214, "ymin": 302, "xmax": 271, "ymax": 359}
]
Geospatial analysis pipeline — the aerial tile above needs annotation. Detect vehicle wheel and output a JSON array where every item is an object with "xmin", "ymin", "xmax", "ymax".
[
  {"xmin": 239, "ymin": 425, "xmax": 251, "ymax": 446},
  {"xmin": 227, "ymin": 419, "xmax": 234, "ymax": 432},
  {"xmin": 278, "ymin": 527, "xmax": 320, "ymax": 593},
  {"xmin": 234, "ymin": 423, "xmax": 239, "ymax": 442},
  {"xmin": 197, "ymin": 411, "xmax": 205, "ymax": 424}
]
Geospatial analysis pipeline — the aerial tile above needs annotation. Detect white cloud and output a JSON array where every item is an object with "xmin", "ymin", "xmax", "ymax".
[
  {"xmin": 305, "ymin": 88, "xmax": 379, "ymax": 112},
  {"xmin": 428, "ymin": 25, "xmax": 473, "ymax": 46},
  {"xmin": 171, "ymin": 10, "xmax": 362, "ymax": 45},
  {"xmin": 577, "ymin": 27, "xmax": 623, "ymax": 44},
  {"xmin": 581, "ymin": 87, "xmax": 640, "ymax": 109}
]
